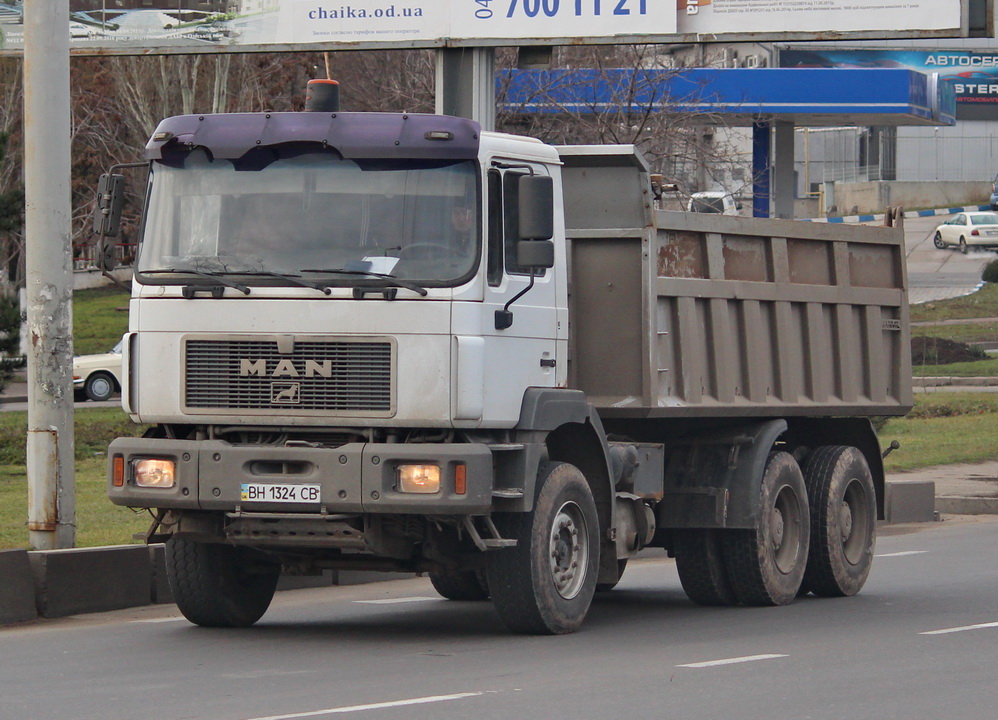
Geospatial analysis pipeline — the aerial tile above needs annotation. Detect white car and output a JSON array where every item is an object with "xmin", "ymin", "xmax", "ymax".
[
  {"xmin": 688, "ymin": 191, "xmax": 742, "ymax": 216},
  {"xmin": 73, "ymin": 340, "xmax": 123, "ymax": 402},
  {"xmin": 932, "ymin": 212, "xmax": 998, "ymax": 253}
]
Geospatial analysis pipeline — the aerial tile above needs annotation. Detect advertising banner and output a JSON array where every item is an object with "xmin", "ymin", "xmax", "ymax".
[
  {"xmin": 781, "ymin": 47, "xmax": 998, "ymax": 120},
  {"xmin": 677, "ymin": 0, "xmax": 963, "ymax": 36},
  {"xmin": 0, "ymin": 0, "xmax": 965, "ymax": 55}
]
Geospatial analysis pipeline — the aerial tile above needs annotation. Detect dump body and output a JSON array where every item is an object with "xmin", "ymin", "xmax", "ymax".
[{"xmin": 560, "ymin": 146, "xmax": 913, "ymax": 419}]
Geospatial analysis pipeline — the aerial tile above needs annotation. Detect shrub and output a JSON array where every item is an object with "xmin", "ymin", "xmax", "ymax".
[{"xmin": 983, "ymin": 258, "xmax": 998, "ymax": 284}]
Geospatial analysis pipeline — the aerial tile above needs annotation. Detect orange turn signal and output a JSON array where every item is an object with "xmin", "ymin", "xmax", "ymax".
[
  {"xmin": 454, "ymin": 464, "xmax": 467, "ymax": 495},
  {"xmin": 112, "ymin": 456, "xmax": 124, "ymax": 487}
]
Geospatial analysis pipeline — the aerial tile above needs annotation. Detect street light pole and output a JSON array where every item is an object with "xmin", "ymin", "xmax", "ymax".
[{"xmin": 23, "ymin": 0, "xmax": 76, "ymax": 550}]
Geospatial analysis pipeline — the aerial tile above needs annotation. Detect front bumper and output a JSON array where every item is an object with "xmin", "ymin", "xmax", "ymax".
[{"xmin": 107, "ymin": 437, "xmax": 494, "ymax": 515}]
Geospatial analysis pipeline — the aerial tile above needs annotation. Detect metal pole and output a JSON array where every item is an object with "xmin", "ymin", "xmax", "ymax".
[
  {"xmin": 752, "ymin": 121, "xmax": 770, "ymax": 218},
  {"xmin": 24, "ymin": 0, "xmax": 75, "ymax": 550},
  {"xmin": 435, "ymin": 47, "xmax": 496, "ymax": 131}
]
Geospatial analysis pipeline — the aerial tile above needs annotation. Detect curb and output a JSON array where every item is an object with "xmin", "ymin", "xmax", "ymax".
[
  {"xmin": 936, "ymin": 496, "xmax": 998, "ymax": 514},
  {"xmin": 914, "ymin": 376, "xmax": 998, "ymax": 387},
  {"xmin": 803, "ymin": 204, "xmax": 990, "ymax": 224},
  {"xmin": 0, "ymin": 543, "xmax": 416, "ymax": 627}
]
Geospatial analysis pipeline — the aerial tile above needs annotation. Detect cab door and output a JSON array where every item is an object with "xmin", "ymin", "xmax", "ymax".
[{"xmin": 478, "ymin": 164, "xmax": 560, "ymax": 423}]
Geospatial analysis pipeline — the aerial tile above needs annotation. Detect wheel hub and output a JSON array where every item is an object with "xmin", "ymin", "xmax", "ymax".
[
  {"xmin": 770, "ymin": 508, "xmax": 785, "ymax": 549},
  {"xmin": 549, "ymin": 502, "xmax": 588, "ymax": 600},
  {"xmin": 839, "ymin": 501, "xmax": 854, "ymax": 543}
]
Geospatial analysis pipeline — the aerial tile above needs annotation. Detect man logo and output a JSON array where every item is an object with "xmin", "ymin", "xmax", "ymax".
[
  {"xmin": 241, "ymin": 358, "xmax": 333, "ymax": 378},
  {"xmin": 271, "ymin": 382, "xmax": 301, "ymax": 404}
]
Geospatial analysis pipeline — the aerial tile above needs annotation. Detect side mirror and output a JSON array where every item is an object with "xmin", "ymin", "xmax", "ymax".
[
  {"xmin": 518, "ymin": 175, "xmax": 554, "ymax": 240},
  {"xmin": 96, "ymin": 238, "xmax": 117, "ymax": 272},
  {"xmin": 516, "ymin": 240, "xmax": 554, "ymax": 269},
  {"xmin": 93, "ymin": 173, "xmax": 125, "ymax": 237}
]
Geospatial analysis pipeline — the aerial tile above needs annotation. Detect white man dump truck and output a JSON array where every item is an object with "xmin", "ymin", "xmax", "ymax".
[{"xmin": 98, "ymin": 81, "xmax": 911, "ymax": 634}]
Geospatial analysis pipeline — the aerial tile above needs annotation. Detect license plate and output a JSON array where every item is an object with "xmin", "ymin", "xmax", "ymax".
[{"xmin": 240, "ymin": 483, "xmax": 321, "ymax": 504}]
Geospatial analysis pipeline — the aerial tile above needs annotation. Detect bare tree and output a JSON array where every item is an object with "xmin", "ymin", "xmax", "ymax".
[{"xmin": 496, "ymin": 45, "xmax": 753, "ymax": 202}]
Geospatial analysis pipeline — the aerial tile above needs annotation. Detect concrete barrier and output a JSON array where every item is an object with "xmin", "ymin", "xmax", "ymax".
[
  {"xmin": 29, "ymin": 545, "xmax": 152, "ymax": 619},
  {"xmin": 885, "ymin": 479, "xmax": 937, "ymax": 523},
  {"xmin": 0, "ymin": 550, "xmax": 38, "ymax": 625}
]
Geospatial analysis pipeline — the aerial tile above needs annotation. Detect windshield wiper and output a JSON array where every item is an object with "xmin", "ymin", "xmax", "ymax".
[
  {"xmin": 222, "ymin": 270, "xmax": 333, "ymax": 295},
  {"xmin": 141, "ymin": 268, "xmax": 251, "ymax": 295},
  {"xmin": 299, "ymin": 268, "xmax": 428, "ymax": 297}
]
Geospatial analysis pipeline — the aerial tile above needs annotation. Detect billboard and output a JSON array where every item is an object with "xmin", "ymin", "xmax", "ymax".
[
  {"xmin": 781, "ymin": 47, "xmax": 998, "ymax": 120},
  {"xmin": 0, "ymin": 0, "xmax": 968, "ymax": 55}
]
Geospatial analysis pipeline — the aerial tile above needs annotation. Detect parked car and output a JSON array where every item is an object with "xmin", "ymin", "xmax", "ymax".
[
  {"xmin": 72, "ymin": 340, "xmax": 122, "ymax": 401},
  {"xmin": 687, "ymin": 191, "xmax": 742, "ymax": 216},
  {"xmin": 932, "ymin": 211, "xmax": 998, "ymax": 254}
]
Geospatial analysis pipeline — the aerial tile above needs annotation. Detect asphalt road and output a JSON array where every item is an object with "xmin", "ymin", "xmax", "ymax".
[
  {"xmin": 3, "ymin": 516, "xmax": 997, "ymax": 720},
  {"xmin": 903, "ymin": 214, "xmax": 994, "ymax": 304}
]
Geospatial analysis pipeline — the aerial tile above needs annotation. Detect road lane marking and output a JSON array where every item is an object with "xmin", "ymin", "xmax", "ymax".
[
  {"xmin": 354, "ymin": 596, "xmax": 438, "ymax": 605},
  {"xmin": 677, "ymin": 654, "xmax": 788, "ymax": 668},
  {"xmin": 876, "ymin": 551, "xmax": 928, "ymax": 558},
  {"xmin": 244, "ymin": 692, "xmax": 483, "ymax": 719},
  {"xmin": 130, "ymin": 617, "xmax": 187, "ymax": 624},
  {"xmin": 920, "ymin": 621, "xmax": 998, "ymax": 635}
]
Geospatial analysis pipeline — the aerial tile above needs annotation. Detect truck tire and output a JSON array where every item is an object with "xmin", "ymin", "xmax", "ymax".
[
  {"xmin": 675, "ymin": 529, "xmax": 737, "ymax": 606},
  {"xmin": 429, "ymin": 570, "xmax": 490, "ymax": 601},
  {"xmin": 722, "ymin": 452, "xmax": 809, "ymax": 606},
  {"xmin": 800, "ymin": 446, "xmax": 876, "ymax": 597},
  {"xmin": 486, "ymin": 461, "xmax": 600, "ymax": 634},
  {"xmin": 166, "ymin": 537, "xmax": 280, "ymax": 627}
]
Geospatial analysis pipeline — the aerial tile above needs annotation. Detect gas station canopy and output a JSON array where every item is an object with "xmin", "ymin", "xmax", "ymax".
[
  {"xmin": 502, "ymin": 68, "xmax": 956, "ymax": 217},
  {"xmin": 501, "ymin": 68, "xmax": 956, "ymax": 127}
]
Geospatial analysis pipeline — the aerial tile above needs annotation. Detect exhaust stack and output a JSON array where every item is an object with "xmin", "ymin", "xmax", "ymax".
[{"xmin": 305, "ymin": 79, "xmax": 340, "ymax": 112}]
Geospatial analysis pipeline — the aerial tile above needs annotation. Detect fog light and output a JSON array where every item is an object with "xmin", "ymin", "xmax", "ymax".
[
  {"xmin": 134, "ymin": 459, "xmax": 176, "ymax": 488},
  {"xmin": 397, "ymin": 464, "xmax": 441, "ymax": 494}
]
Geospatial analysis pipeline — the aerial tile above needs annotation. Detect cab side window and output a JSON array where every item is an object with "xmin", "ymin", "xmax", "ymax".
[{"xmin": 487, "ymin": 168, "xmax": 547, "ymax": 285}]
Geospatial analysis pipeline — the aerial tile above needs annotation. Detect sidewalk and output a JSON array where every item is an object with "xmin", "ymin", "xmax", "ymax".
[{"xmin": 888, "ymin": 460, "xmax": 998, "ymax": 516}]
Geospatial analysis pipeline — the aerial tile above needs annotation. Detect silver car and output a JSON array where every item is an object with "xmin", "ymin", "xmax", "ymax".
[{"xmin": 932, "ymin": 212, "xmax": 998, "ymax": 254}]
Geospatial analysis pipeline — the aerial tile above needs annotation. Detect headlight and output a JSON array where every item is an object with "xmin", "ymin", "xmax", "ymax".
[
  {"xmin": 397, "ymin": 464, "xmax": 441, "ymax": 494},
  {"xmin": 134, "ymin": 459, "xmax": 176, "ymax": 488}
]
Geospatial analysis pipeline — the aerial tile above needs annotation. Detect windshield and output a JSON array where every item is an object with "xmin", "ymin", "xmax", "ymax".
[
  {"xmin": 690, "ymin": 196, "xmax": 726, "ymax": 214},
  {"xmin": 138, "ymin": 149, "xmax": 480, "ymax": 287}
]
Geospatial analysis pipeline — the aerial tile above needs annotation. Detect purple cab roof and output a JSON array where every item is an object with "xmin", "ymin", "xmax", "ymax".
[{"xmin": 145, "ymin": 112, "xmax": 481, "ymax": 162}]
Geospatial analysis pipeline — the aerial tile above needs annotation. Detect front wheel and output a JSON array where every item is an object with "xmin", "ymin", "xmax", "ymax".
[
  {"xmin": 429, "ymin": 569, "xmax": 490, "ymax": 601},
  {"xmin": 166, "ymin": 537, "xmax": 280, "ymax": 627},
  {"xmin": 487, "ymin": 462, "xmax": 600, "ymax": 634},
  {"xmin": 933, "ymin": 231, "xmax": 946, "ymax": 249}
]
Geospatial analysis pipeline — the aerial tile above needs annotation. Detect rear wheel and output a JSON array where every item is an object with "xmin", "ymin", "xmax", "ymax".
[
  {"xmin": 675, "ymin": 528, "xmax": 737, "ymax": 606},
  {"xmin": 84, "ymin": 372, "xmax": 116, "ymax": 402},
  {"xmin": 166, "ymin": 537, "xmax": 280, "ymax": 627},
  {"xmin": 800, "ymin": 446, "xmax": 876, "ymax": 597},
  {"xmin": 959, "ymin": 237, "xmax": 969, "ymax": 254},
  {"xmin": 487, "ymin": 462, "xmax": 600, "ymax": 634},
  {"xmin": 723, "ymin": 452, "xmax": 809, "ymax": 606},
  {"xmin": 933, "ymin": 231, "xmax": 946, "ymax": 249},
  {"xmin": 429, "ymin": 569, "xmax": 490, "ymax": 601}
]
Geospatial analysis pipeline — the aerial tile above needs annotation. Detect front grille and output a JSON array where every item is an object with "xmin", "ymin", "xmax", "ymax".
[{"xmin": 184, "ymin": 338, "xmax": 393, "ymax": 414}]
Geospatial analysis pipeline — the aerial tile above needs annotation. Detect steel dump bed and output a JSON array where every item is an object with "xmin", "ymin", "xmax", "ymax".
[{"xmin": 560, "ymin": 146, "xmax": 912, "ymax": 418}]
